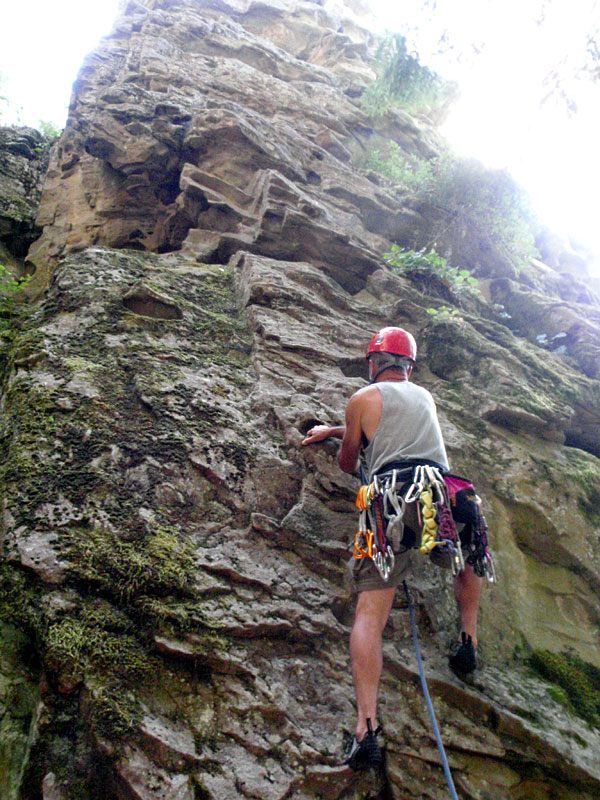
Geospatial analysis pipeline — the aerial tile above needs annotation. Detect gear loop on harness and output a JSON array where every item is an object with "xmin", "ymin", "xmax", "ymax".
[{"xmin": 352, "ymin": 461, "xmax": 497, "ymax": 583}]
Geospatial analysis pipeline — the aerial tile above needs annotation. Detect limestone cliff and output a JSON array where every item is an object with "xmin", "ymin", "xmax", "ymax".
[{"xmin": 1, "ymin": 1, "xmax": 600, "ymax": 799}]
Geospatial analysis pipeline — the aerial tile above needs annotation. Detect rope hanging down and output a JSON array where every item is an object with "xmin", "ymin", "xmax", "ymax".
[{"xmin": 403, "ymin": 580, "xmax": 459, "ymax": 800}]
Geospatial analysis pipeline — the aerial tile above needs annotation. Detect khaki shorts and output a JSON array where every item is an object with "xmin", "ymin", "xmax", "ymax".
[{"xmin": 347, "ymin": 500, "xmax": 421, "ymax": 593}]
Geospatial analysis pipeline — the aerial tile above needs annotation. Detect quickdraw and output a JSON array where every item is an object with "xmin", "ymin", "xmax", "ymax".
[
  {"xmin": 354, "ymin": 472, "xmax": 395, "ymax": 582},
  {"xmin": 354, "ymin": 464, "xmax": 494, "ymax": 582}
]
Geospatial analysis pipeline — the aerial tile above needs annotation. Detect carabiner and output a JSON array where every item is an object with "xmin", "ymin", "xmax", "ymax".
[
  {"xmin": 354, "ymin": 528, "xmax": 373, "ymax": 560},
  {"xmin": 373, "ymin": 545, "xmax": 395, "ymax": 582}
]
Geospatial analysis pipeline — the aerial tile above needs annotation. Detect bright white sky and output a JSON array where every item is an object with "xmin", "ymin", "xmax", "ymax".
[
  {"xmin": 1, "ymin": 0, "xmax": 599, "ymax": 272},
  {"xmin": 0, "ymin": 1, "xmax": 122, "ymax": 127},
  {"xmin": 368, "ymin": 0, "xmax": 600, "ymax": 271}
]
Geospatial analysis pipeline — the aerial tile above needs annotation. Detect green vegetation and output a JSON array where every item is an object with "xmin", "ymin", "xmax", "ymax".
[
  {"xmin": 0, "ymin": 382, "xmax": 57, "ymax": 489},
  {"xmin": 37, "ymin": 120, "xmax": 62, "ymax": 140},
  {"xmin": 385, "ymin": 246, "xmax": 479, "ymax": 305},
  {"xmin": 368, "ymin": 146, "xmax": 539, "ymax": 263},
  {"xmin": 0, "ymin": 520, "xmax": 223, "ymax": 749},
  {"xmin": 385, "ymin": 247, "xmax": 479, "ymax": 325},
  {"xmin": 62, "ymin": 522, "xmax": 224, "ymax": 638},
  {"xmin": 0, "ymin": 562, "xmax": 147, "ymax": 743},
  {"xmin": 425, "ymin": 306, "xmax": 464, "ymax": 323},
  {"xmin": 63, "ymin": 525, "xmax": 197, "ymax": 608},
  {"xmin": 561, "ymin": 448, "xmax": 600, "ymax": 527},
  {"xmin": 531, "ymin": 649, "xmax": 600, "ymax": 727},
  {"xmin": 420, "ymin": 154, "xmax": 538, "ymax": 260},
  {"xmin": 361, "ymin": 33, "xmax": 457, "ymax": 116},
  {"xmin": 87, "ymin": 684, "xmax": 141, "ymax": 741},
  {"xmin": 44, "ymin": 605, "xmax": 148, "ymax": 684},
  {"xmin": 0, "ymin": 563, "xmax": 41, "ymax": 633},
  {"xmin": 577, "ymin": 483, "xmax": 600, "ymax": 526},
  {"xmin": 0, "ymin": 517, "xmax": 227, "ymax": 754},
  {"xmin": 366, "ymin": 143, "xmax": 431, "ymax": 188},
  {"xmin": 0, "ymin": 264, "xmax": 32, "ymax": 331}
]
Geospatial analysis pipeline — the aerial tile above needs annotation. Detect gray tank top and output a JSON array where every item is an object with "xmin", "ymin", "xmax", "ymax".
[{"xmin": 363, "ymin": 381, "xmax": 449, "ymax": 477}]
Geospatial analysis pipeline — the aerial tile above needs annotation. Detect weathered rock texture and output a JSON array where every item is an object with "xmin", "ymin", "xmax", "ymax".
[
  {"xmin": 2, "ymin": 1, "xmax": 600, "ymax": 799},
  {"xmin": 0, "ymin": 126, "xmax": 52, "ymax": 268}
]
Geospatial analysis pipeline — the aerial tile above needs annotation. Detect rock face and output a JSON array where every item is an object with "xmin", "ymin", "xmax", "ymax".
[
  {"xmin": 0, "ymin": 126, "xmax": 52, "ymax": 267},
  {"xmin": 2, "ymin": 1, "xmax": 600, "ymax": 799},
  {"xmin": 26, "ymin": 0, "xmax": 434, "ymax": 294}
]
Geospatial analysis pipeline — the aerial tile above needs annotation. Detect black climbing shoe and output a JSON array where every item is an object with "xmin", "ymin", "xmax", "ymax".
[
  {"xmin": 344, "ymin": 719, "xmax": 384, "ymax": 771},
  {"xmin": 449, "ymin": 631, "xmax": 477, "ymax": 674}
]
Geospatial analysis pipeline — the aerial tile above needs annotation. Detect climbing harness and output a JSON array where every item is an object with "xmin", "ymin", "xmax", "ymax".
[
  {"xmin": 354, "ymin": 463, "xmax": 495, "ymax": 582},
  {"xmin": 404, "ymin": 580, "xmax": 459, "ymax": 800}
]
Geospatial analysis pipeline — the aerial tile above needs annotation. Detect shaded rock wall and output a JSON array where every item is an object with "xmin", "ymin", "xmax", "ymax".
[
  {"xmin": 0, "ymin": 126, "xmax": 52, "ymax": 267},
  {"xmin": 0, "ymin": 622, "xmax": 39, "ymax": 800},
  {"xmin": 1, "ymin": 1, "xmax": 600, "ymax": 799}
]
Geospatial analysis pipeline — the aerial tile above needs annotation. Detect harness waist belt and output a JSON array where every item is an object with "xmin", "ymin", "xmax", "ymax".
[{"xmin": 373, "ymin": 458, "xmax": 448, "ymax": 478}]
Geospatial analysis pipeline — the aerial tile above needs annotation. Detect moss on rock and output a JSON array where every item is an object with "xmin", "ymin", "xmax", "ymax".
[
  {"xmin": 531, "ymin": 649, "xmax": 600, "ymax": 727},
  {"xmin": 0, "ymin": 249, "xmax": 253, "ymax": 791},
  {"xmin": 63, "ymin": 525, "xmax": 197, "ymax": 605},
  {"xmin": 561, "ymin": 449, "xmax": 600, "ymax": 527}
]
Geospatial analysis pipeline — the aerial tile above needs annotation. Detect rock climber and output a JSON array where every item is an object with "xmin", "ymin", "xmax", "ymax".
[{"xmin": 301, "ymin": 326, "xmax": 482, "ymax": 770}]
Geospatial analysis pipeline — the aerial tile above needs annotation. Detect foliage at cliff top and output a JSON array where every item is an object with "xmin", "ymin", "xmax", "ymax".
[
  {"xmin": 361, "ymin": 32, "xmax": 458, "ymax": 116},
  {"xmin": 368, "ymin": 145, "xmax": 539, "ymax": 264},
  {"xmin": 36, "ymin": 120, "xmax": 62, "ymax": 140}
]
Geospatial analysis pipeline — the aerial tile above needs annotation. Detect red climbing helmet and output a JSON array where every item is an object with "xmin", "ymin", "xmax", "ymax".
[{"xmin": 366, "ymin": 327, "xmax": 417, "ymax": 362}]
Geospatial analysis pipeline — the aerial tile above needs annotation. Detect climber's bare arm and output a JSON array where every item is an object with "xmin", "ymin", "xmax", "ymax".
[
  {"xmin": 301, "ymin": 425, "xmax": 345, "ymax": 445},
  {"xmin": 302, "ymin": 386, "xmax": 381, "ymax": 474},
  {"xmin": 338, "ymin": 394, "xmax": 364, "ymax": 474}
]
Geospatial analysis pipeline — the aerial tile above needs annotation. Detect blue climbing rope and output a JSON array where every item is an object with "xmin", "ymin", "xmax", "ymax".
[{"xmin": 403, "ymin": 580, "xmax": 459, "ymax": 800}]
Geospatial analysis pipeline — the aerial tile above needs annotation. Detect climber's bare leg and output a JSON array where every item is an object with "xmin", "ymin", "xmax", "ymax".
[
  {"xmin": 453, "ymin": 563, "xmax": 482, "ymax": 648},
  {"xmin": 350, "ymin": 586, "xmax": 396, "ymax": 739}
]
